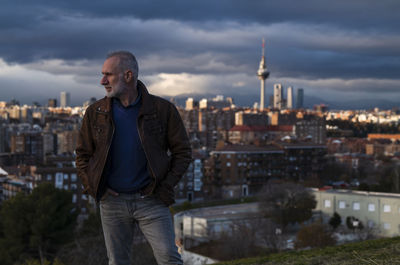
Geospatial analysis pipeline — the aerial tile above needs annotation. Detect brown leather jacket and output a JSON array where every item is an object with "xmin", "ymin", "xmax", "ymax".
[{"xmin": 75, "ymin": 80, "xmax": 192, "ymax": 205}]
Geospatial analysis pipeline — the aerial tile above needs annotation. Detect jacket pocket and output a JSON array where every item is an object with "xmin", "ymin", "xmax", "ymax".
[{"xmin": 93, "ymin": 125, "xmax": 106, "ymax": 143}]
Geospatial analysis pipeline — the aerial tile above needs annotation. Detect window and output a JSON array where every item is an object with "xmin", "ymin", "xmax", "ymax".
[
  {"xmin": 72, "ymin": 194, "xmax": 77, "ymax": 203},
  {"xmin": 383, "ymin": 205, "xmax": 391, "ymax": 213},
  {"xmin": 47, "ymin": 174, "xmax": 52, "ymax": 181},
  {"xmin": 368, "ymin": 203, "xmax": 375, "ymax": 212},
  {"xmin": 71, "ymin": 173, "xmax": 77, "ymax": 182},
  {"xmin": 55, "ymin": 173, "xmax": 63, "ymax": 189},
  {"xmin": 338, "ymin": 201, "xmax": 346, "ymax": 209},
  {"xmin": 324, "ymin": 200, "xmax": 331, "ymax": 208},
  {"xmin": 368, "ymin": 220, "xmax": 374, "ymax": 228},
  {"xmin": 187, "ymin": 182, "xmax": 193, "ymax": 189},
  {"xmin": 226, "ymin": 162, "xmax": 231, "ymax": 167},
  {"xmin": 383, "ymin": 223, "xmax": 391, "ymax": 230},
  {"xmin": 63, "ymin": 174, "xmax": 69, "ymax": 180},
  {"xmin": 353, "ymin": 202, "xmax": 360, "ymax": 210}
]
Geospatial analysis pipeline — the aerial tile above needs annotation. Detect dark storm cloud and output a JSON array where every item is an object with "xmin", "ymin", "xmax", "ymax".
[
  {"xmin": 8, "ymin": 0, "xmax": 398, "ymax": 30},
  {"xmin": 0, "ymin": 0, "xmax": 399, "ymax": 105}
]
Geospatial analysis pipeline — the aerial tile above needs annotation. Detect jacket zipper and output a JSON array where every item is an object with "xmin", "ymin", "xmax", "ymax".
[{"xmin": 137, "ymin": 115, "xmax": 157, "ymax": 195}]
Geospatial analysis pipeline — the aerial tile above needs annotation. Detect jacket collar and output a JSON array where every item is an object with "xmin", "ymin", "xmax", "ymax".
[
  {"xmin": 137, "ymin": 80, "xmax": 156, "ymax": 115},
  {"xmin": 97, "ymin": 80, "xmax": 156, "ymax": 115}
]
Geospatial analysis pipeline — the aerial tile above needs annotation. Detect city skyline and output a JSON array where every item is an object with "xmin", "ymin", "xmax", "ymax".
[{"xmin": 0, "ymin": 0, "xmax": 399, "ymax": 107}]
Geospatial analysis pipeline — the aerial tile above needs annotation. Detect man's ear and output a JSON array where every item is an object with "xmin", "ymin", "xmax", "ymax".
[{"xmin": 125, "ymin": 70, "xmax": 133, "ymax": 82}]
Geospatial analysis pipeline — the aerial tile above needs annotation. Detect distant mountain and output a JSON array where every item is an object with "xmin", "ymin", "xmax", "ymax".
[
  {"xmin": 327, "ymin": 99, "xmax": 399, "ymax": 110},
  {"xmin": 165, "ymin": 92, "xmax": 399, "ymax": 110}
]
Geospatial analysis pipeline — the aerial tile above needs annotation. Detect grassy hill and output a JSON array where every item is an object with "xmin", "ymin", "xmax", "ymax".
[{"xmin": 214, "ymin": 236, "xmax": 400, "ymax": 265}]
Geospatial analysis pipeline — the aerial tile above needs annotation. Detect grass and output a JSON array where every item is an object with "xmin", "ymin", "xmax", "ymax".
[{"xmin": 214, "ymin": 236, "xmax": 400, "ymax": 265}]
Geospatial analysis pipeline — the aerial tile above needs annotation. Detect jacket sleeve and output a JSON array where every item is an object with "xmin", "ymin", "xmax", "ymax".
[
  {"xmin": 161, "ymin": 104, "xmax": 192, "ymax": 189},
  {"xmin": 75, "ymin": 108, "xmax": 95, "ymax": 194}
]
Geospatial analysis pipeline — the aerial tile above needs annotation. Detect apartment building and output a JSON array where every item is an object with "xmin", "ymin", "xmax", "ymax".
[
  {"xmin": 313, "ymin": 188, "xmax": 400, "ymax": 236},
  {"xmin": 204, "ymin": 142, "xmax": 326, "ymax": 199},
  {"xmin": 35, "ymin": 156, "xmax": 95, "ymax": 214},
  {"xmin": 228, "ymin": 125, "xmax": 294, "ymax": 145},
  {"xmin": 175, "ymin": 152, "xmax": 206, "ymax": 203}
]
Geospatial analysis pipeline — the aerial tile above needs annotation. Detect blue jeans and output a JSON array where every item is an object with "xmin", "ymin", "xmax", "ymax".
[{"xmin": 99, "ymin": 192, "xmax": 182, "ymax": 265}]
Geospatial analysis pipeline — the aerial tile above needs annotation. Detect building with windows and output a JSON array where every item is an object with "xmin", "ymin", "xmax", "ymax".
[
  {"xmin": 48, "ymin": 98, "xmax": 57, "ymax": 108},
  {"xmin": 174, "ymin": 202, "xmax": 260, "ymax": 248},
  {"xmin": 1, "ymin": 176, "xmax": 32, "ymax": 201},
  {"xmin": 313, "ymin": 188, "xmax": 400, "ymax": 236},
  {"xmin": 60, "ymin": 92, "xmax": 70, "ymax": 108},
  {"xmin": 295, "ymin": 118, "xmax": 326, "ymax": 144},
  {"xmin": 204, "ymin": 143, "xmax": 326, "ymax": 199},
  {"xmin": 296, "ymin": 88, "xmax": 304, "ymax": 109},
  {"xmin": 287, "ymin": 86, "xmax": 293, "ymax": 109},
  {"xmin": 185, "ymin": 98, "xmax": 198, "ymax": 111},
  {"xmin": 228, "ymin": 125, "xmax": 294, "ymax": 145},
  {"xmin": 35, "ymin": 155, "xmax": 95, "ymax": 214},
  {"xmin": 175, "ymin": 153, "xmax": 206, "ymax": 203},
  {"xmin": 273, "ymin": 83, "xmax": 283, "ymax": 109},
  {"xmin": 234, "ymin": 111, "xmax": 268, "ymax": 126}
]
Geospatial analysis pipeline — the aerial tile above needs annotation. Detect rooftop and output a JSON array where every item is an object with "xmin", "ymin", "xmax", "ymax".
[
  {"xmin": 313, "ymin": 187, "xmax": 400, "ymax": 199},
  {"xmin": 177, "ymin": 202, "xmax": 259, "ymax": 220}
]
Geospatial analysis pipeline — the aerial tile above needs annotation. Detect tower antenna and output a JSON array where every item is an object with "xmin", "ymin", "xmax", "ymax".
[
  {"xmin": 257, "ymin": 38, "xmax": 270, "ymax": 111},
  {"xmin": 262, "ymin": 38, "xmax": 265, "ymax": 57}
]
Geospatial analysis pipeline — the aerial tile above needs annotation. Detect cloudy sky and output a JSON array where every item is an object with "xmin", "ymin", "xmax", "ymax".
[{"xmin": 0, "ymin": 0, "xmax": 399, "ymax": 107}]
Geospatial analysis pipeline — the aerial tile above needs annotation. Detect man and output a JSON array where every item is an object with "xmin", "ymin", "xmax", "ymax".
[{"xmin": 76, "ymin": 51, "xmax": 191, "ymax": 265}]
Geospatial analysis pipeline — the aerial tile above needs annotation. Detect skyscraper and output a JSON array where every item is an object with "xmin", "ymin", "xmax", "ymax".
[
  {"xmin": 48, "ymin": 98, "xmax": 57, "ymax": 108},
  {"xmin": 257, "ymin": 39, "xmax": 270, "ymax": 111},
  {"xmin": 60, "ymin": 92, "xmax": 70, "ymax": 108},
  {"xmin": 296, "ymin": 88, "xmax": 304, "ymax": 109},
  {"xmin": 273, "ymin": 83, "xmax": 283, "ymax": 109},
  {"xmin": 287, "ymin": 86, "xmax": 293, "ymax": 109}
]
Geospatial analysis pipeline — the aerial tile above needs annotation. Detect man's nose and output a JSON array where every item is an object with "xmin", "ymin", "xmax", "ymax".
[{"xmin": 101, "ymin": 76, "xmax": 108, "ymax": 85}]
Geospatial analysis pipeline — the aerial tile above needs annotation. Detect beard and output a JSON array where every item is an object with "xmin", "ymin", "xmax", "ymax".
[
  {"xmin": 105, "ymin": 79, "xmax": 125, "ymax": 98},
  {"xmin": 106, "ymin": 86, "xmax": 123, "ymax": 98}
]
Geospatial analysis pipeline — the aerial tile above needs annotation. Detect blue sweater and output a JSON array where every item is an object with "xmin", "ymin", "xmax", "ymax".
[{"xmin": 106, "ymin": 93, "xmax": 150, "ymax": 193}]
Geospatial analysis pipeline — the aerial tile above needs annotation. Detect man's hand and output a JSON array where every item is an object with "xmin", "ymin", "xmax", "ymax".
[
  {"xmin": 107, "ymin": 188, "xmax": 119, "ymax": 197},
  {"xmin": 156, "ymin": 183, "xmax": 175, "ymax": 206}
]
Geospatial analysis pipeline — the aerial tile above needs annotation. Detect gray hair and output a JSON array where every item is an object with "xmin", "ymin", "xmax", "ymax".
[{"xmin": 106, "ymin": 51, "xmax": 139, "ymax": 79}]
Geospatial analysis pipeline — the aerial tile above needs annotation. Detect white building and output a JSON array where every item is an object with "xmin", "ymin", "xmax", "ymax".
[
  {"xmin": 287, "ymin": 86, "xmax": 293, "ymax": 109},
  {"xmin": 174, "ymin": 203, "xmax": 260, "ymax": 248},
  {"xmin": 60, "ymin": 92, "xmax": 71, "ymax": 108},
  {"xmin": 313, "ymin": 188, "xmax": 400, "ymax": 236},
  {"xmin": 273, "ymin": 83, "xmax": 283, "ymax": 109}
]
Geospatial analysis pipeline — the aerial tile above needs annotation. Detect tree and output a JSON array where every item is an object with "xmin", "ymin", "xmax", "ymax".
[
  {"xmin": 256, "ymin": 218, "xmax": 287, "ymax": 252},
  {"xmin": 0, "ymin": 183, "xmax": 78, "ymax": 265},
  {"xmin": 295, "ymin": 222, "xmax": 336, "ymax": 249},
  {"xmin": 258, "ymin": 182, "xmax": 317, "ymax": 229},
  {"xmin": 346, "ymin": 216, "xmax": 363, "ymax": 231},
  {"xmin": 329, "ymin": 212, "xmax": 342, "ymax": 230}
]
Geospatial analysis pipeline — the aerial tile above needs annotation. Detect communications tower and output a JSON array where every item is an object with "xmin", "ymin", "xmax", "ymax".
[{"xmin": 257, "ymin": 39, "xmax": 270, "ymax": 111}]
